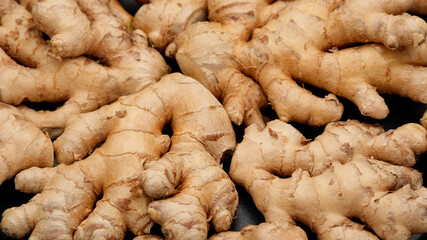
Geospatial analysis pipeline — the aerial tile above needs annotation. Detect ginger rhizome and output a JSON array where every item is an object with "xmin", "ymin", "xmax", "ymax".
[
  {"xmin": 1, "ymin": 73, "xmax": 238, "ymax": 240},
  {"xmin": 0, "ymin": 0, "xmax": 169, "ymax": 137},
  {"xmin": 132, "ymin": 0, "xmax": 208, "ymax": 52},
  {"xmin": 211, "ymin": 120, "xmax": 427, "ymax": 240},
  {"xmin": 172, "ymin": 0, "xmax": 293, "ymax": 127},
  {"xmin": 175, "ymin": 0, "xmax": 427, "ymax": 126},
  {"xmin": 233, "ymin": 0, "xmax": 427, "ymax": 125},
  {"xmin": 0, "ymin": 103, "xmax": 53, "ymax": 185}
]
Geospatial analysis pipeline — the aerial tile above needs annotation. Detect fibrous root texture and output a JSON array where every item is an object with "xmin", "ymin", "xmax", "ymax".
[
  {"xmin": 0, "ymin": 103, "xmax": 53, "ymax": 185},
  {"xmin": 172, "ymin": 0, "xmax": 287, "ymax": 128},
  {"xmin": 0, "ymin": 73, "xmax": 238, "ymax": 240},
  {"xmin": 132, "ymin": 0, "xmax": 208, "ymax": 52},
  {"xmin": 0, "ymin": 0, "xmax": 169, "ymax": 137},
  {"xmin": 175, "ymin": 0, "xmax": 427, "ymax": 126},
  {"xmin": 211, "ymin": 119, "xmax": 427, "ymax": 240}
]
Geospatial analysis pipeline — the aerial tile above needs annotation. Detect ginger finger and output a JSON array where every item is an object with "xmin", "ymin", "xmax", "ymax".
[
  {"xmin": 0, "ymin": 103, "xmax": 53, "ymax": 185},
  {"xmin": 255, "ymin": 64, "xmax": 343, "ymax": 126},
  {"xmin": 229, "ymin": 0, "xmax": 427, "ymax": 122},
  {"xmin": 326, "ymin": 0, "xmax": 427, "ymax": 49}
]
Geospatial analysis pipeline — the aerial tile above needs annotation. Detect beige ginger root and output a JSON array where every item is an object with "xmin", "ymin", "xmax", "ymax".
[
  {"xmin": 174, "ymin": 0, "xmax": 427, "ymax": 126},
  {"xmin": 211, "ymin": 120, "xmax": 427, "ymax": 240},
  {"xmin": 232, "ymin": 0, "xmax": 427, "ymax": 125},
  {"xmin": 132, "ymin": 0, "xmax": 208, "ymax": 52},
  {"xmin": 0, "ymin": 0, "xmax": 169, "ymax": 137},
  {"xmin": 0, "ymin": 103, "xmax": 53, "ymax": 185},
  {"xmin": 1, "ymin": 73, "xmax": 237, "ymax": 240},
  {"xmin": 172, "ymin": 0, "xmax": 293, "ymax": 127}
]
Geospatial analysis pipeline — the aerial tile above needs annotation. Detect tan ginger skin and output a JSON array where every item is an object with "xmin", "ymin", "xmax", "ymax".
[
  {"xmin": 233, "ymin": 0, "xmax": 427, "ymax": 125},
  {"xmin": 172, "ymin": 0, "xmax": 292, "ymax": 127},
  {"xmin": 210, "ymin": 120, "xmax": 427, "ymax": 240},
  {"xmin": 132, "ymin": 0, "xmax": 208, "ymax": 52},
  {"xmin": 0, "ymin": 0, "xmax": 169, "ymax": 137},
  {"xmin": 0, "ymin": 103, "xmax": 53, "ymax": 185},
  {"xmin": 130, "ymin": 0, "xmax": 270, "ymax": 127},
  {"xmin": 1, "ymin": 73, "xmax": 238, "ymax": 240},
  {"xmin": 174, "ymin": 0, "xmax": 427, "ymax": 126}
]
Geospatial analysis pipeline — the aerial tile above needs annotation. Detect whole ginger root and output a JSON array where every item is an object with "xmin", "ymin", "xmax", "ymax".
[
  {"xmin": 1, "ymin": 73, "xmax": 238, "ymax": 240},
  {"xmin": 211, "ymin": 119, "xmax": 427, "ymax": 240},
  {"xmin": 175, "ymin": 0, "xmax": 427, "ymax": 126},
  {"xmin": 0, "ymin": 0, "xmax": 169, "ymax": 137},
  {"xmin": 172, "ymin": 0, "xmax": 292, "ymax": 127},
  {"xmin": 233, "ymin": 0, "xmax": 427, "ymax": 125},
  {"xmin": 0, "ymin": 103, "xmax": 53, "ymax": 185}
]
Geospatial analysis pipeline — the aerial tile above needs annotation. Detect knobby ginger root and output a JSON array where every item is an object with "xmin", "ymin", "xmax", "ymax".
[
  {"xmin": 175, "ymin": 0, "xmax": 427, "ymax": 126},
  {"xmin": 173, "ymin": 0, "xmax": 296, "ymax": 127},
  {"xmin": 233, "ymin": 0, "xmax": 427, "ymax": 124},
  {"xmin": 422, "ymin": 110, "xmax": 427, "ymax": 129},
  {"xmin": 0, "ymin": 103, "xmax": 53, "ymax": 185},
  {"xmin": 1, "ymin": 73, "xmax": 237, "ymax": 240},
  {"xmin": 211, "ymin": 120, "xmax": 427, "ymax": 240},
  {"xmin": 132, "ymin": 0, "xmax": 208, "ymax": 52},
  {"xmin": 0, "ymin": 0, "xmax": 169, "ymax": 137}
]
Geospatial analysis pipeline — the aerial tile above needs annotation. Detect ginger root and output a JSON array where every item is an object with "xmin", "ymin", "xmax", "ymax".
[
  {"xmin": 233, "ymin": 0, "xmax": 427, "ymax": 125},
  {"xmin": 0, "ymin": 0, "xmax": 169, "ymax": 137},
  {"xmin": 1, "ymin": 73, "xmax": 237, "ymax": 240},
  {"xmin": 132, "ymin": 0, "xmax": 208, "ymax": 52},
  {"xmin": 175, "ymin": 0, "xmax": 427, "ymax": 126},
  {"xmin": 0, "ymin": 103, "xmax": 53, "ymax": 185},
  {"xmin": 214, "ymin": 120, "xmax": 427, "ymax": 239}
]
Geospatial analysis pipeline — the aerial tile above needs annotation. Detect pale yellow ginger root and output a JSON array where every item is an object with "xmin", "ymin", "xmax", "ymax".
[
  {"xmin": 175, "ymin": 0, "xmax": 427, "ymax": 126},
  {"xmin": 173, "ymin": 0, "xmax": 298, "ymax": 127},
  {"xmin": 132, "ymin": 0, "xmax": 207, "ymax": 52},
  {"xmin": 1, "ymin": 73, "xmax": 237, "ymax": 240},
  {"xmin": 233, "ymin": 0, "xmax": 427, "ymax": 124},
  {"xmin": 212, "ymin": 120, "xmax": 427, "ymax": 240},
  {"xmin": 0, "ymin": 0, "xmax": 169, "ymax": 137},
  {"xmin": 0, "ymin": 103, "xmax": 53, "ymax": 185},
  {"xmin": 173, "ymin": 0, "xmax": 350, "ymax": 127}
]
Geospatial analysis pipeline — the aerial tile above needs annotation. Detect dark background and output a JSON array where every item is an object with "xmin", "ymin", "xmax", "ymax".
[{"xmin": 1, "ymin": 1, "xmax": 426, "ymax": 239}]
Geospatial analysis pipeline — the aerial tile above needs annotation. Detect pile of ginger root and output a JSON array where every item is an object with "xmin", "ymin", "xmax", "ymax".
[{"xmin": 0, "ymin": 0, "xmax": 427, "ymax": 240}]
